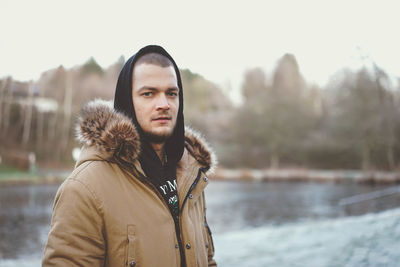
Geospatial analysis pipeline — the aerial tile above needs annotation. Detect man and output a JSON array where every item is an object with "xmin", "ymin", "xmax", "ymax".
[{"xmin": 42, "ymin": 45, "xmax": 217, "ymax": 266}]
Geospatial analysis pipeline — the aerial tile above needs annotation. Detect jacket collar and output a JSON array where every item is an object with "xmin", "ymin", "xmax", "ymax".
[{"xmin": 76, "ymin": 99, "xmax": 217, "ymax": 174}]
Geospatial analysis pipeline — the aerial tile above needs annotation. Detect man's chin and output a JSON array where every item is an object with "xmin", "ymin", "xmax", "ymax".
[{"xmin": 143, "ymin": 130, "xmax": 173, "ymax": 144}]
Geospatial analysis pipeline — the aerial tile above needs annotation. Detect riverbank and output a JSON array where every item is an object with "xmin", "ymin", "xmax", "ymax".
[
  {"xmin": 0, "ymin": 167, "xmax": 69, "ymax": 186},
  {"xmin": 1, "ymin": 167, "xmax": 400, "ymax": 186},
  {"xmin": 214, "ymin": 168, "xmax": 400, "ymax": 183}
]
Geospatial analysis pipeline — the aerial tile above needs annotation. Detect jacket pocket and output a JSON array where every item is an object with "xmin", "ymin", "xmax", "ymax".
[{"xmin": 125, "ymin": 224, "xmax": 138, "ymax": 267}]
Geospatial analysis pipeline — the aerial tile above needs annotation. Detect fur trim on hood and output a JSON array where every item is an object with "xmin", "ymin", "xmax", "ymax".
[
  {"xmin": 76, "ymin": 99, "xmax": 217, "ymax": 172},
  {"xmin": 184, "ymin": 127, "xmax": 217, "ymax": 174}
]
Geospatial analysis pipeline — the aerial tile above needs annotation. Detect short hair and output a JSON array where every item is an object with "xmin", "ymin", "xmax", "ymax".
[{"xmin": 135, "ymin": 53, "xmax": 174, "ymax": 68}]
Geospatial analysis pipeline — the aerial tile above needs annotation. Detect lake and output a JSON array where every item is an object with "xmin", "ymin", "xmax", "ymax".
[{"xmin": 0, "ymin": 180, "xmax": 399, "ymax": 266}]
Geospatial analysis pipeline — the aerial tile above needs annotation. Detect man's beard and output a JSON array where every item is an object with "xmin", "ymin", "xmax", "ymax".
[{"xmin": 142, "ymin": 129, "xmax": 174, "ymax": 144}]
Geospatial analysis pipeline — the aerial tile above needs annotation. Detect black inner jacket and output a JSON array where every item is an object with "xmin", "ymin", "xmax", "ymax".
[{"xmin": 113, "ymin": 45, "xmax": 185, "ymax": 203}]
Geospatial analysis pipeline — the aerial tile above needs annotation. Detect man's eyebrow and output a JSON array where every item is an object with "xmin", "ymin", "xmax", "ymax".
[
  {"xmin": 137, "ymin": 86, "xmax": 179, "ymax": 92},
  {"xmin": 137, "ymin": 86, "xmax": 157, "ymax": 92},
  {"xmin": 136, "ymin": 85, "xmax": 179, "ymax": 94}
]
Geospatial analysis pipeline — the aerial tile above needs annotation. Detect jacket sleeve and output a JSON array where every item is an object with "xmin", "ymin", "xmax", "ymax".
[
  {"xmin": 42, "ymin": 178, "xmax": 105, "ymax": 266},
  {"xmin": 202, "ymin": 192, "xmax": 217, "ymax": 267}
]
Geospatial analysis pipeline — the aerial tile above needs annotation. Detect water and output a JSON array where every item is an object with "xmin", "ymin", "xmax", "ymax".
[
  {"xmin": 0, "ymin": 181, "xmax": 399, "ymax": 266},
  {"xmin": 0, "ymin": 185, "xmax": 56, "ymax": 262},
  {"xmin": 214, "ymin": 208, "xmax": 400, "ymax": 267},
  {"xmin": 205, "ymin": 181, "xmax": 400, "ymax": 234}
]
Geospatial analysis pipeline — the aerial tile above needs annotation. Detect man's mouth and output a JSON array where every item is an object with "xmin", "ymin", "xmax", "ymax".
[{"xmin": 152, "ymin": 116, "xmax": 171, "ymax": 121}]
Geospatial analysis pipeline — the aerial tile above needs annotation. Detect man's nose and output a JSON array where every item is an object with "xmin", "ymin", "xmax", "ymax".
[{"xmin": 156, "ymin": 94, "xmax": 169, "ymax": 110}]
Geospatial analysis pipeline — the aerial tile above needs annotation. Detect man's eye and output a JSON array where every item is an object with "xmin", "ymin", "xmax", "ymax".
[
  {"xmin": 168, "ymin": 92, "xmax": 178, "ymax": 97},
  {"xmin": 143, "ymin": 92, "xmax": 152, "ymax": 96}
]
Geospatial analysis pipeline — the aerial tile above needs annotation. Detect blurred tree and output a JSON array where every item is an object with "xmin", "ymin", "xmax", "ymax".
[
  {"xmin": 0, "ymin": 78, "xmax": 8, "ymax": 135},
  {"xmin": 181, "ymin": 69, "xmax": 233, "ymax": 135},
  {"xmin": 180, "ymin": 69, "xmax": 235, "ymax": 166},
  {"xmin": 81, "ymin": 57, "xmax": 104, "ymax": 77},
  {"xmin": 324, "ymin": 66, "xmax": 398, "ymax": 170},
  {"xmin": 38, "ymin": 65, "xmax": 67, "ymax": 104},
  {"xmin": 115, "ymin": 55, "xmax": 125, "ymax": 73},
  {"xmin": 22, "ymin": 82, "xmax": 34, "ymax": 146},
  {"xmin": 372, "ymin": 63, "xmax": 397, "ymax": 170},
  {"xmin": 232, "ymin": 54, "xmax": 318, "ymax": 168},
  {"xmin": 231, "ymin": 67, "xmax": 268, "ymax": 167}
]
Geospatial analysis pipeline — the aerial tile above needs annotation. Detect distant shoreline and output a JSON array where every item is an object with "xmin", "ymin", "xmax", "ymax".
[
  {"xmin": 0, "ymin": 175, "xmax": 65, "ymax": 186},
  {"xmin": 0, "ymin": 168, "xmax": 69, "ymax": 186},
  {"xmin": 214, "ymin": 168, "xmax": 400, "ymax": 184},
  {"xmin": 1, "ymin": 167, "xmax": 400, "ymax": 186}
]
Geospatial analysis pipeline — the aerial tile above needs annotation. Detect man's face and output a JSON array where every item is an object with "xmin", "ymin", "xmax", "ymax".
[{"xmin": 132, "ymin": 63, "xmax": 179, "ymax": 144}]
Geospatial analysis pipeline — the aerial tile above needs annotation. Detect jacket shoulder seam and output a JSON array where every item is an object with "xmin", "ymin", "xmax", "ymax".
[{"xmin": 68, "ymin": 161, "xmax": 104, "ymax": 215}]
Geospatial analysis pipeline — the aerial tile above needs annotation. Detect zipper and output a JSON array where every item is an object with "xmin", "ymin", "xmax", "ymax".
[
  {"xmin": 175, "ymin": 168, "xmax": 203, "ymax": 267},
  {"xmin": 177, "ymin": 167, "xmax": 206, "ymax": 267},
  {"xmin": 180, "ymin": 167, "xmax": 206, "ymax": 214}
]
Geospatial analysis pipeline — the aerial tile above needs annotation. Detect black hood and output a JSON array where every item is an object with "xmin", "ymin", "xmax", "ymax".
[{"xmin": 113, "ymin": 45, "xmax": 185, "ymax": 165}]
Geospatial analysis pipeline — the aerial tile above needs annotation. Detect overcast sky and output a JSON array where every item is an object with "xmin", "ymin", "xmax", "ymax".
[{"xmin": 1, "ymin": 0, "xmax": 399, "ymax": 101}]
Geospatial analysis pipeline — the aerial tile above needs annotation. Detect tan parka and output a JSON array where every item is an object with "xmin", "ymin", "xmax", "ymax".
[{"xmin": 42, "ymin": 100, "xmax": 217, "ymax": 267}]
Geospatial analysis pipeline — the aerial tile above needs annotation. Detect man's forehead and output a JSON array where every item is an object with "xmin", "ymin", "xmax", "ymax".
[
  {"xmin": 132, "ymin": 63, "xmax": 178, "ymax": 89},
  {"xmin": 133, "ymin": 63, "xmax": 176, "ymax": 77}
]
